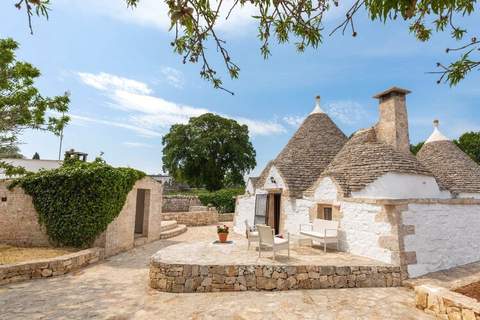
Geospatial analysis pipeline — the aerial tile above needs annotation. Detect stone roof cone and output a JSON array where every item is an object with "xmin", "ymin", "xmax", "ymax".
[
  {"xmin": 417, "ymin": 120, "xmax": 480, "ymax": 195},
  {"xmin": 321, "ymin": 127, "xmax": 432, "ymax": 196},
  {"xmin": 256, "ymin": 96, "xmax": 347, "ymax": 197}
]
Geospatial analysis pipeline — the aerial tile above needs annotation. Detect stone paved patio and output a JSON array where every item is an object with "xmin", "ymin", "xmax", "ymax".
[{"xmin": 0, "ymin": 224, "xmax": 433, "ymax": 319}]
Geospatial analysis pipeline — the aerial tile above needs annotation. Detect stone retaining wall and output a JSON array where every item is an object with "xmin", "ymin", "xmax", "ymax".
[
  {"xmin": 160, "ymin": 211, "xmax": 218, "ymax": 226},
  {"xmin": 162, "ymin": 195, "xmax": 202, "ymax": 212},
  {"xmin": 415, "ymin": 285, "xmax": 480, "ymax": 319},
  {"xmin": 149, "ymin": 262, "xmax": 402, "ymax": 293},
  {"xmin": 218, "ymin": 213, "xmax": 234, "ymax": 222},
  {"xmin": 0, "ymin": 247, "xmax": 104, "ymax": 286}
]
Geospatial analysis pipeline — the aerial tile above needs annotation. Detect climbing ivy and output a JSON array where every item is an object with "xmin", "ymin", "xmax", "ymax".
[{"xmin": 10, "ymin": 160, "xmax": 145, "ymax": 247}]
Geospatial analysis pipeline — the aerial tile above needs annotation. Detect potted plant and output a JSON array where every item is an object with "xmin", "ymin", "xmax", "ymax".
[{"xmin": 217, "ymin": 224, "xmax": 229, "ymax": 243}]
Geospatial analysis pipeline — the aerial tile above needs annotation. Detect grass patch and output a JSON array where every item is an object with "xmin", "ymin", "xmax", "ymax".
[{"xmin": 0, "ymin": 244, "xmax": 77, "ymax": 265}]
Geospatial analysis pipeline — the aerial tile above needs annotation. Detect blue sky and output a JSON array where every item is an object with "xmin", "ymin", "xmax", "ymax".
[{"xmin": 1, "ymin": 0, "xmax": 479, "ymax": 175}]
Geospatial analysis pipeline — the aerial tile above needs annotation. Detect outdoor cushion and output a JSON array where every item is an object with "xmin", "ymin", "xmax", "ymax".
[
  {"xmin": 274, "ymin": 237, "xmax": 288, "ymax": 245},
  {"xmin": 300, "ymin": 230, "xmax": 337, "ymax": 239}
]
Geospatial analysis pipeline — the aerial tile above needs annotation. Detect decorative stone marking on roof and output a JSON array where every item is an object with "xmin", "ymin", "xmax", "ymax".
[
  {"xmin": 309, "ymin": 95, "xmax": 325, "ymax": 114},
  {"xmin": 425, "ymin": 120, "xmax": 449, "ymax": 144}
]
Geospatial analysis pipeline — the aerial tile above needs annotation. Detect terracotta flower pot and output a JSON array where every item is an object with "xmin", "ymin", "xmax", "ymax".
[{"xmin": 218, "ymin": 232, "xmax": 228, "ymax": 243}]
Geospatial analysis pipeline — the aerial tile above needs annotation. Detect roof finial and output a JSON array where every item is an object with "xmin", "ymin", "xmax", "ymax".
[
  {"xmin": 310, "ymin": 95, "xmax": 324, "ymax": 114},
  {"xmin": 426, "ymin": 119, "xmax": 449, "ymax": 143}
]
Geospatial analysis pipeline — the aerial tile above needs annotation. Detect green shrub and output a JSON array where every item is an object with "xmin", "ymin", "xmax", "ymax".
[
  {"xmin": 197, "ymin": 188, "xmax": 244, "ymax": 213},
  {"xmin": 11, "ymin": 160, "xmax": 145, "ymax": 247}
]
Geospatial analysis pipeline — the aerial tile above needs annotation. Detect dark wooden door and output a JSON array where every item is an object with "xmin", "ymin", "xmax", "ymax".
[
  {"xmin": 135, "ymin": 189, "xmax": 146, "ymax": 234},
  {"xmin": 266, "ymin": 193, "xmax": 281, "ymax": 234}
]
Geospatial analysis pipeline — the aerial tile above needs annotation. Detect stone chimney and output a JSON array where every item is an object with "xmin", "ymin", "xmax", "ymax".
[{"xmin": 373, "ymin": 87, "xmax": 411, "ymax": 153}]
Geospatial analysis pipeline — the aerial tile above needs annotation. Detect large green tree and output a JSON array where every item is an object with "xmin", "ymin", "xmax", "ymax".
[
  {"xmin": 454, "ymin": 131, "xmax": 480, "ymax": 164},
  {"xmin": 0, "ymin": 37, "xmax": 69, "ymax": 175},
  {"xmin": 162, "ymin": 113, "xmax": 256, "ymax": 191},
  {"xmin": 13, "ymin": 0, "xmax": 480, "ymax": 93}
]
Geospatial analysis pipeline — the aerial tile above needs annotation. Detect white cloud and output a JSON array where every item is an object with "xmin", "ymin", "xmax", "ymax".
[
  {"xmin": 78, "ymin": 72, "xmax": 152, "ymax": 94},
  {"xmin": 77, "ymin": 71, "xmax": 285, "ymax": 136},
  {"xmin": 161, "ymin": 67, "xmax": 185, "ymax": 89},
  {"xmin": 236, "ymin": 117, "xmax": 286, "ymax": 135},
  {"xmin": 123, "ymin": 141, "xmax": 154, "ymax": 148},
  {"xmin": 324, "ymin": 100, "xmax": 367, "ymax": 125},
  {"xmin": 68, "ymin": 114, "xmax": 162, "ymax": 137},
  {"xmin": 283, "ymin": 115, "xmax": 305, "ymax": 127}
]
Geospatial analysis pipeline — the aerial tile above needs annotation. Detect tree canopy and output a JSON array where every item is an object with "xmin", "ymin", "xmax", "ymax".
[
  {"xmin": 162, "ymin": 113, "xmax": 256, "ymax": 191},
  {"xmin": 454, "ymin": 131, "xmax": 480, "ymax": 164},
  {"xmin": 13, "ymin": 0, "xmax": 480, "ymax": 93},
  {"xmin": 0, "ymin": 37, "xmax": 69, "ymax": 175}
]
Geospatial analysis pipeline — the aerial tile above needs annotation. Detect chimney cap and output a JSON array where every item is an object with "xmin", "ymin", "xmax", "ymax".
[{"xmin": 373, "ymin": 87, "xmax": 411, "ymax": 99}]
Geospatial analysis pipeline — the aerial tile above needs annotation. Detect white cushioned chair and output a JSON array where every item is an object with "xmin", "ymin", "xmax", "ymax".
[
  {"xmin": 244, "ymin": 220, "xmax": 259, "ymax": 250},
  {"xmin": 257, "ymin": 225, "xmax": 290, "ymax": 260}
]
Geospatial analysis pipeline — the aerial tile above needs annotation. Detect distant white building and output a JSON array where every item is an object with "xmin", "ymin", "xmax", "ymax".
[
  {"xmin": 234, "ymin": 87, "xmax": 480, "ymax": 278},
  {"xmin": 0, "ymin": 159, "xmax": 62, "ymax": 180}
]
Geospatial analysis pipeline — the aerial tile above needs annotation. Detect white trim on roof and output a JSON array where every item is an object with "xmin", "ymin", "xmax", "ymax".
[{"xmin": 426, "ymin": 120, "xmax": 449, "ymax": 143}]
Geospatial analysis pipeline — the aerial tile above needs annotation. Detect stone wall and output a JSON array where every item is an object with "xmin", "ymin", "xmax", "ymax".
[
  {"xmin": 415, "ymin": 284, "xmax": 480, "ymax": 319},
  {"xmin": 149, "ymin": 262, "xmax": 402, "ymax": 293},
  {"xmin": 162, "ymin": 195, "xmax": 202, "ymax": 212},
  {"xmin": 218, "ymin": 212, "xmax": 234, "ymax": 222},
  {"xmin": 94, "ymin": 177, "xmax": 164, "ymax": 256},
  {"xmin": 402, "ymin": 203, "xmax": 480, "ymax": 278},
  {"xmin": 0, "ymin": 248, "xmax": 104, "ymax": 285},
  {"xmin": 0, "ymin": 177, "xmax": 163, "ymax": 257},
  {"xmin": 339, "ymin": 201, "xmax": 393, "ymax": 264},
  {"xmin": 160, "ymin": 210, "xmax": 218, "ymax": 226},
  {"xmin": 0, "ymin": 182, "xmax": 50, "ymax": 246}
]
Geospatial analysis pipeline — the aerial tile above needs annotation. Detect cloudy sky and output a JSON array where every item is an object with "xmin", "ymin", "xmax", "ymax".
[{"xmin": 1, "ymin": 1, "xmax": 479, "ymax": 175}]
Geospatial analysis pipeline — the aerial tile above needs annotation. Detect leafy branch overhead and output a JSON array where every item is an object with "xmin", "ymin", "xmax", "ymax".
[
  {"xmin": 16, "ymin": 0, "xmax": 480, "ymax": 92},
  {"xmin": 0, "ymin": 37, "xmax": 70, "ymax": 175}
]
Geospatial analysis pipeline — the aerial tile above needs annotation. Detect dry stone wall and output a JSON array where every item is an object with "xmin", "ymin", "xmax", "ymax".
[
  {"xmin": 160, "ymin": 211, "xmax": 218, "ymax": 226},
  {"xmin": 162, "ymin": 195, "xmax": 202, "ymax": 212},
  {"xmin": 0, "ymin": 248, "xmax": 104, "ymax": 285},
  {"xmin": 149, "ymin": 262, "xmax": 402, "ymax": 293},
  {"xmin": 415, "ymin": 285, "xmax": 480, "ymax": 319}
]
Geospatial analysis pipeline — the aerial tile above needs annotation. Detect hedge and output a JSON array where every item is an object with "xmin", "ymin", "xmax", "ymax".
[
  {"xmin": 11, "ymin": 160, "xmax": 145, "ymax": 247},
  {"xmin": 197, "ymin": 188, "xmax": 244, "ymax": 213}
]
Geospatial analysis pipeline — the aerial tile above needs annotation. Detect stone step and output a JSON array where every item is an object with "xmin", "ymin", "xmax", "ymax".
[
  {"xmin": 159, "ymin": 224, "xmax": 187, "ymax": 239},
  {"xmin": 160, "ymin": 220, "xmax": 178, "ymax": 232},
  {"xmin": 134, "ymin": 236, "xmax": 148, "ymax": 247}
]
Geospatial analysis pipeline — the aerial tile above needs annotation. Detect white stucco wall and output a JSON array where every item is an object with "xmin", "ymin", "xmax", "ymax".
[
  {"xmin": 339, "ymin": 201, "xmax": 393, "ymax": 264},
  {"xmin": 351, "ymin": 173, "xmax": 451, "ymax": 199},
  {"xmin": 245, "ymin": 179, "xmax": 255, "ymax": 195},
  {"xmin": 262, "ymin": 166, "xmax": 286, "ymax": 190},
  {"xmin": 402, "ymin": 203, "xmax": 480, "ymax": 277},
  {"xmin": 283, "ymin": 198, "xmax": 313, "ymax": 234},
  {"xmin": 233, "ymin": 195, "xmax": 256, "ymax": 234},
  {"xmin": 313, "ymin": 177, "xmax": 338, "ymax": 202}
]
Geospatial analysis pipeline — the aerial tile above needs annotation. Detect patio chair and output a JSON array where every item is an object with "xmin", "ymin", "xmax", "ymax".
[
  {"xmin": 257, "ymin": 225, "xmax": 290, "ymax": 260},
  {"xmin": 244, "ymin": 220, "xmax": 259, "ymax": 250}
]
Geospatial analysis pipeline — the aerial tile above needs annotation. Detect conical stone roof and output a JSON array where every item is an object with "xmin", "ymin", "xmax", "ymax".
[
  {"xmin": 417, "ymin": 140, "xmax": 480, "ymax": 195},
  {"xmin": 321, "ymin": 127, "xmax": 433, "ymax": 196},
  {"xmin": 257, "ymin": 111, "xmax": 347, "ymax": 197}
]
